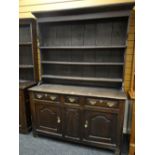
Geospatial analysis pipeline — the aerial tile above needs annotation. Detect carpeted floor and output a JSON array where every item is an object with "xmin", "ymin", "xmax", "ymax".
[{"xmin": 19, "ymin": 132, "xmax": 129, "ymax": 155}]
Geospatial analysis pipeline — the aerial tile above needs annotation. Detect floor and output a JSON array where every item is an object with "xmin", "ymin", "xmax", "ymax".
[{"xmin": 19, "ymin": 132, "xmax": 129, "ymax": 155}]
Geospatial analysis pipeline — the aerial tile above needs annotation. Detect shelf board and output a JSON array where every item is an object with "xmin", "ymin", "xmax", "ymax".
[
  {"xmin": 19, "ymin": 65, "xmax": 34, "ymax": 68},
  {"xmin": 40, "ymin": 45, "xmax": 126, "ymax": 50},
  {"xmin": 19, "ymin": 42, "xmax": 32, "ymax": 46},
  {"xmin": 19, "ymin": 80, "xmax": 31, "ymax": 83},
  {"xmin": 42, "ymin": 75, "xmax": 122, "ymax": 83},
  {"xmin": 35, "ymin": 9, "xmax": 131, "ymax": 23},
  {"xmin": 41, "ymin": 61, "xmax": 124, "ymax": 66},
  {"xmin": 19, "ymin": 80, "xmax": 36, "ymax": 89}
]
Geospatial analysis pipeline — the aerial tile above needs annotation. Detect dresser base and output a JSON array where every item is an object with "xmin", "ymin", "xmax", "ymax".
[{"xmin": 29, "ymin": 84, "xmax": 126, "ymax": 155}]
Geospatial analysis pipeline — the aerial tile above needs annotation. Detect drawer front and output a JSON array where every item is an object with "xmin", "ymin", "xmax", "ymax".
[
  {"xmin": 34, "ymin": 93, "xmax": 60, "ymax": 102},
  {"xmin": 64, "ymin": 95, "xmax": 80, "ymax": 105},
  {"xmin": 86, "ymin": 98, "xmax": 118, "ymax": 108}
]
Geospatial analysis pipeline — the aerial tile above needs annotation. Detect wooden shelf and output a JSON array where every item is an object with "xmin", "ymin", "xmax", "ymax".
[
  {"xmin": 19, "ymin": 80, "xmax": 36, "ymax": 89},
  {"xmin": 42, "ymin": 75, "xmax": 122, "ymax": 83},
  {"xmin": 19, "ymin": 42, "xmax": 32, "ymax": 46},
  {"xmin": 41, "ymin": 61, "xmax": 124, "ymax": 66},
  {"xmin": 34, "ymin": 7, "xmax": 132, "ymax": 23},
  {"xmin": 19, "ymin": 65, "xmax": 34, "ymax": 68},
  {"xmin": 19, "ymin": 80, "xmax": 31, "ymax": 83},
  {"xmin": 40, "ymin": 45, "xmax": 127, "ymax": 50}
]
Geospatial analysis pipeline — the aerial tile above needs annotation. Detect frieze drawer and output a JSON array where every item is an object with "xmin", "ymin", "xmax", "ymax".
[
  {"xmin": 86, "ymin": 98, "xmax": 119, "ymax": 108},
  {"xmin": 64, "ymin": 96, "xmax": 80, "ymax": 104},
  {"xmin": 34, "ymin": 93, "xmax": 60, "ymax": 102}
]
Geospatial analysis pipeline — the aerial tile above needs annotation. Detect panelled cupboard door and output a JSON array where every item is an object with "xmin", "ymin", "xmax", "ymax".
[
  {"xmin": 83, "ymin": 110, "xmax": 117, "ymax": 145},
  {"xmin": 34, "ymin": 101, "xmax": 62, "ymax": 137},
  {"xmin": 63, "ymin": 107, "xmax": 81, "ymax": 141}
]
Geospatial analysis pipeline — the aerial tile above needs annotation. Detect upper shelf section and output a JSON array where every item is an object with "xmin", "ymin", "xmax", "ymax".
[
  {"xmin": 38, "ymin": 17, "xmax": 128, "ymax": 47},
  {"xmin": 19, "ymin": 18, "xmax": 38, "ymax": 83},
  {"xmin": 32, "ymin": 2, "xmax": 134, "ymax": 23}
]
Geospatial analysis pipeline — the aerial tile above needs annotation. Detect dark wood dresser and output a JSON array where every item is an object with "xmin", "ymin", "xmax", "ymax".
[
  {"xmin": 19, "ymin": 18, "xmax": 38, "ymax": 133},
  {"xmin": 29, "ymin": 3, "xmax": 134, "ymax": 154}
]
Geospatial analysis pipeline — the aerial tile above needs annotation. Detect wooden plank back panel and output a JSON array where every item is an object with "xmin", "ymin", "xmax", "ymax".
[
  {"xmin": 19, "ymin": 46, "xmax": 33, "ymax": 65},
  {"xmin": 39, "ymin": 18, "xmax": 128, "ymax": 47},
  {"xmin": 19, "ymin": 25, "xmax": 31, "ymax": 43},
  {"xmin": 41, "ymin": 49, "xmax": 124, "ymax": 62}
]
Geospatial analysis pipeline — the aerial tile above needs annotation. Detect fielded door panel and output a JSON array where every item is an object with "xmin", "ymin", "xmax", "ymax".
[
  {"xmin": 35, "ymin": 101, "xmax": 62, "ymax": 136},
  {"xmin": 83, "ymin": 110, "xmax": 118, "ymax": 145},
  {"xmin": 63, "ymin": 107, "xmax": 81, "ymax": 141}
]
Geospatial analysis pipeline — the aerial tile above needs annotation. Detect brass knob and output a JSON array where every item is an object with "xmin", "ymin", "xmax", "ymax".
[
  {"xmin": 107, "ymin": 101, "xmax": 115, "ymax": 107},
  {"xmin": 57, "ymin": 116, "xmax": 61, "ymax": 123},
  {"xmin": 84, "ymin": 120, "xmax": 88, "ymax": 128},
  {"xmin": 99, "ymin": 99, "xmax": 103, "ymax": 103},
  {"xmin": 68, "ymin": 97, "xmax": 76, "ymax": 103},
  {"xmin": 50, "ymin": 95, "xmax": 57, "ymax": 101},
  {"xmin": 89, "ymin": 99, "xmax": 96, "ymax": 105}
]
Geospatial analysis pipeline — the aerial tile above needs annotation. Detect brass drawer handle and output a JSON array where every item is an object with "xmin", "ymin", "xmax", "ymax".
[
  {"xmin": 36, "ymin": 94, "xmax": 43, "ymax": 99},
  {"xmin": 68, "ymin": 97, "xmax": 76, "ymax": 103},
  {"xmin": 99, "ymin": 99, "xmax": 103, "ymax": 103},
  {"xmin": 107, "ymin": 101, "xmax": 116, "ymax": 107},
  {"xmin": 89, "ymin": 99, "xmax": 97, "ymax": 105},
  {"xmin": 84, "ymin": 120, "xmax": 88, "ymax": 128},
  {"xmin": 50, "ymin": 95, "xmax": 57, "ymax": 101},
  {"xmin": 57, "ymin": 116, "xmax": 61, "ymax": 124}
]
